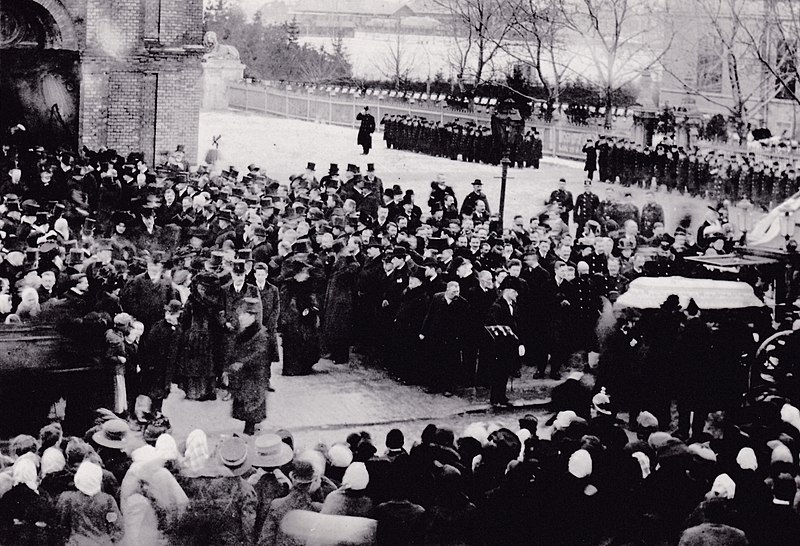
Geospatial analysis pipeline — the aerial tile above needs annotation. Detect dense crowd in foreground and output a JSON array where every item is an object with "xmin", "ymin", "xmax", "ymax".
[{"xmin": 2, "ymin": 394, "xmax": 800, "ymax": 544}]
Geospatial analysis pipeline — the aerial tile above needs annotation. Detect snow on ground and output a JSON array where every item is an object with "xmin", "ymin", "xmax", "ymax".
[{"xmin": 199, "ymin": 109, "xmax": 713, "ymax": 232}]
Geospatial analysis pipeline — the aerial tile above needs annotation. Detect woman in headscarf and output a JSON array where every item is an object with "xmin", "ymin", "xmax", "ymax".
[
  {"xmin": 120, "ymin": 444, "xmax": 189, "ymax": 545},
  {"xmin": 320, "ymin": 462, "xmax": 373, "ymax": 517},
  {"xmin": 173, "ymin": 432, "xmax": 256, "ymax": 545},
  {"xmin": 0, "ymin": 457, "xmax": 55, "ymax": 543},
  {"xmin": 56, "ymin": 461, "xmax": 124, "ymax": 545},
  {"xmin": 39, "ymin": 446, "xmax": 70, "ymax": 499},
  {"xmin": 154, "ymin": 434, "xmax": 182, "ymax": 475}
]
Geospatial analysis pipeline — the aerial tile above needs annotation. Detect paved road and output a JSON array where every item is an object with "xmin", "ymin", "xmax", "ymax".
[{"xmin": 161, "ymin": 355, "xmax": 559, "ymax": 453}]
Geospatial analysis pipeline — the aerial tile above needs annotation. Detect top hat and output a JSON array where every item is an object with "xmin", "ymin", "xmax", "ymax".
[
  {"xmin": 92, "ymin": 419, "xmax": 132, "ymax": 449},
  {"xmin": 260, "ymin": 197, "xmax": 274, "ymax": 209},
  {"xmin": 328, "ymin": 163, "xmax": 339, "ymax": 174},
  {"xmin": 237, "ymin": 249, "xmax": 253, "ymax": 262},
  {"xmin": 391, "ymin": 246, "xmax": 408, "ymax": 258},
  {"xmin": 306, "ymin": 162, "xmax": 316, "ymax": 171},
  {"xmin": 250, "ymin": 433, "xmax": 294, "ymax": 468},
  {"xmin": 367, "ymin": 163, "xmax": 375, "ymax": 172},
  {"xmin": 217, "ymin": 436, "xmax": 251, "ymax": 476},
  {"xmin": 346, "ymin": 164, "xmax": 358, "ymax": 173},
  {"xmin": 21, "ymin": 199, "xmax": 39, "ymax": 216},
  {"xmin": 292, "ymin": 240, "xmax": 313, "ymax": 254},
  {"xmin": 66, "ymin": 247, "xmax": 85, "ymax": 266},
  {"xmin": 209, "ymin": 250, "xmax": 224, "ymax": 269},
  {"xmin": 232, "ymin": 259, "xmax": 247, "ymax": 275}
]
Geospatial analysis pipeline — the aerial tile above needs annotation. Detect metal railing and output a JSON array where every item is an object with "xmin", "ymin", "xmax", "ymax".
[{"xmin": 226, "ymin": 81, "xmax": 626, "ymax": 160}]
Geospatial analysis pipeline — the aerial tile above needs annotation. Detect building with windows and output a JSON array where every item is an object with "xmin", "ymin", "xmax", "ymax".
[{"xmin": 659, "ymin": 0, "xmax": 799, "ymax": 139}]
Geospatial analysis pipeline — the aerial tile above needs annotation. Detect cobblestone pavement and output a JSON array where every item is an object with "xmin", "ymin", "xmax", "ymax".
[{"xmin": 161, "ymin": 355, "xmax": 559, "ymax": 453}]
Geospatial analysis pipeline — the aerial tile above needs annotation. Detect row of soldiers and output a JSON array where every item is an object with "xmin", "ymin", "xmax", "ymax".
[
  {"xmin": 583, "ymin": 135, "xmax": 800, "ymax": 209},
  {"xmin": 380, "ymin": 114, "xmax": 543, "ymax": 168}
]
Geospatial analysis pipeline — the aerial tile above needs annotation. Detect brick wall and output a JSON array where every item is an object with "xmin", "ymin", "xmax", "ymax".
[{"xmin": 25, "ymin": 0, "xmax": 203, "ymax": 163}]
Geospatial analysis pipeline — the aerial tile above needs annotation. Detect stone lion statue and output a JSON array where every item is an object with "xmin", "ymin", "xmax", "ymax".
[{"xmin": 203, "ymin": 31, "xmax": 240, "ymax": 60}]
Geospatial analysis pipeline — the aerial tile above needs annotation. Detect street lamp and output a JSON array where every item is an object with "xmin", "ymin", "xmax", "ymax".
[{"xmin": 491, "ymin": 99, "xmax": 525, "ymax": 228}]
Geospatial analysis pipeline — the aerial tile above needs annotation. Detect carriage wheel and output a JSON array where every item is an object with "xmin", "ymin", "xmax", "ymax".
[{"xmin": 751, "ymin": 330, "xmax": 797, "ymax": 396}]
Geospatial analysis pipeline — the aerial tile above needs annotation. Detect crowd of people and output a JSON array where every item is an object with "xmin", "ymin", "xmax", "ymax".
[
  {"xmin": 377, "ymin": 113, "xmax": 800, "ymax": 210},
  {"xmin": 1, "ymin": 386, "xmax": 800, "ymax": 544},
  {"xmin": 380, "ymin": 115, "xmax": 543, "ymax": 169},
  {"xmin": 1, "ymin": 136, "xmax": 753, "ymax": 421},
  {"xmin": 0, "ymin": 130, "xmax": 795, "ymax": 543},
  {"xmin": 581, "ymin": 134, "xmax": 800, "ymax": 208}
]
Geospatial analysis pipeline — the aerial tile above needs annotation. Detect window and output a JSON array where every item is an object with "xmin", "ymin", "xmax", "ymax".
[
  {"xmin": 776, "ymin": 39, "xmax": 798, "ymax": 100},
  {"xmin": 697, "ymin": 36, "xmax": 723, "ymax": 93}
]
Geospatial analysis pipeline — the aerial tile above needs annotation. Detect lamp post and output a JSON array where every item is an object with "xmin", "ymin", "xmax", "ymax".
[{"xmin": 491, "ymin": 99, "xmax": 525, "ymax": 228}]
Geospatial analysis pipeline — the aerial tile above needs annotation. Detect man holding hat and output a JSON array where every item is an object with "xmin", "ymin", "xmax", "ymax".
[{"xmin": 225, "ymin": 297, "xmax": 272, "ymax": 435}]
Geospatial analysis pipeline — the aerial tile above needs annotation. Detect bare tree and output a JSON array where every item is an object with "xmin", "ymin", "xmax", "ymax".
[
  {"xmin": 502, "ymin": 0, "xmax": 575, "ymax": 104},
  {"xmin": 661, "ymin": 0, "xmax": 789, "ymax": 139},
  {"xmin": 374, "ymin": 32, "xmax": 419, "ymax": 89},
  {"xmin": 434, "ymin": 0, "xmax": 516, "ymax": 87},
  {"xmin": 736, "ymin": 0, "xmax": 800, "ymax": 108},
  {"xmin": 563, "ymin": 0, "xmax": 676, "ymax": 128}
]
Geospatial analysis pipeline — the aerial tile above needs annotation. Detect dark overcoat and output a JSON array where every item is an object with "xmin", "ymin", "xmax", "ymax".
[
  {"xmin": 228, "ymin": 322, "xmax": 271, "ymax": 424},
  {"xmin": 322, "ymin": 256, "xmax": 360, "ymax": 348}
]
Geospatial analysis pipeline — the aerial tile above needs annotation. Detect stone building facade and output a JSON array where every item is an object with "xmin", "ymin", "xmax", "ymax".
[{"xmin": 0, "ymin": 0, "xmax": 204, "ymax": 163}]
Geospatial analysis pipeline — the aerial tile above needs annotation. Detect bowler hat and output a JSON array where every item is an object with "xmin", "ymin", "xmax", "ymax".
[
  {"xmin": 251, "ymin": 433, "xmax": 294, "ymax": 468},
  {"xmin": 422, "ymin": 257, "xmax": 439, "ymax": 268},
  {"xmin": 472, "ymin": 179, "xmax": 483, "ymax": 186},
  {"xmin": 218, "ymin": 436, "xmax": 252, "ymax": 476},
  {"xmin": 92, "ymin": 419, "xmax": 132, "ymax": 449}
]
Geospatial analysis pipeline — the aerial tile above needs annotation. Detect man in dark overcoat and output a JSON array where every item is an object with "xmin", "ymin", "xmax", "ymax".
[
  {"xmin": 138, "ymin": 299, "xmax": 183, "ymax": 412},
  {"xmin": 253, "ymin": 262, "xmax": 280, "ymax": 368},
  {"xmin": 322, "ymin": 244, "xmax": 360, "ymax": 364},
  {"xmin": 226, "ymin": 297, "xmax": 271, "ymax": 435},
  {"xmin": 221, "ymin": 259, "xmax": 262, "ymax": 378},
  {"xmin": 548, "ymin": 178, "xmax": 574, "ymax": 227},
  {"xmin": 119, "ymin": 251, "xmax": 177, "ymax": 335},
  {"xmin": 420, "ymin": 281, "xmax": 470, "ymax": 395},
  {"xmin": 356, "ymin": 106, "xmax": 376, "ymax": 155},
  {"xmin": 582, "ymin": 138, "xmax": 597, "ymax": 180},
  {"xmin": 574, "ymin": 180, "xmax": 600, "ymax": 238},
  {"xmin": 485, "ymin": 276, "xmax": 525, "ymax": 406}
]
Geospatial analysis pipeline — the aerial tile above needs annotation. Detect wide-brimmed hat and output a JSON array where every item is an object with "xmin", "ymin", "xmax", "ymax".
[
  {"xmin": 250, "ymin": 433, "xmax": 294, "ymax": 468},
  {"xmin": 92, "ymin": 419, "xmax": 132, "ymax": 449},
  {"xmin": 218, "ymin": 436, "xmax": 252, "ymax": 476}
]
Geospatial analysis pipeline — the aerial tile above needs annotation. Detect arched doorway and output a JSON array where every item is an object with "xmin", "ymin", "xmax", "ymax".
[{"xmin": 1, "ymin": 0, "xmax": 80, "ymax": 149}]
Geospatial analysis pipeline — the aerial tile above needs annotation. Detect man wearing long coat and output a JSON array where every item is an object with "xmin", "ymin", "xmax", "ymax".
[
  {"xmin": 253, "ymin": 262, "xmax": 280, "ymax": 365},
  {"xmin": 227, "ymin": 298, "xmax": 271, "ymax": 435},
  {"xmin": 322, "ymin": 251, "xmax": 360, "ymax": 364},
  {"xmin": 420, "ymin": 281, "xmax": 470, "ymax": 394},
  {"xmin": 356, "ymin": 106, "xmax": 376, "ymax": 155}
]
